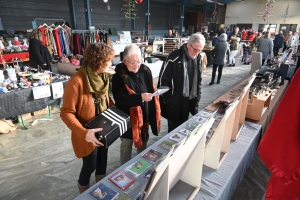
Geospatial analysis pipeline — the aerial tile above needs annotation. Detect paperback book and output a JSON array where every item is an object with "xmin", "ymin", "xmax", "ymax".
[
  {"xmin": 142, "ymin": 149, "xmax": 164, "ymax": 162},
  {"xmin": 108, "ymin": 170, "xmax": 135, "ymax": 190},
  {"xmin": 126, "ymin": 159, "xmax": 151, "ymax": 177},
  {"xmin": 88, "ymin": 183, "xmax": 118, "ymax": 200}
]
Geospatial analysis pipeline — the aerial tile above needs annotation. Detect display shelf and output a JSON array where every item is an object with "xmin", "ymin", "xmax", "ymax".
[
  {"xmin": 144, "ymin": 116, "xmax": 215, "ymax": 200},
  {"xmin": 203, "ymin": 99, "xmax": 239, "ymax": 170},
  {"xmin": 163, "ymin": 38, "xmax": 180, "ymax": 54}
]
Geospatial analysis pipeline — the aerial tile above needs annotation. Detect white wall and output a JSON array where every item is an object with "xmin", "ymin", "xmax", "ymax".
[{"xmin": 224, "ymin": 0, "xmax": 300, "ymax": 32}]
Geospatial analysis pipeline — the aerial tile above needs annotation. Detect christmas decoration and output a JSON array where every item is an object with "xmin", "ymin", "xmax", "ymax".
[
  {"xmin": 136, "ymin": 0, "xmax": 143, "ymax": 4},
  {"xmin": 210, "ymin": 3, "xmax": 218, "ymax": 23},
  {"xmin": 121, "ymin": 0, "xmax": 139, "ymax": 20},
  {"xmin": 257, "ymin": 0, "xmax": 275, "ymax": 21},
  {"xmin": 283, "ymin": 3, "xmax": 289, "ymax": 23}
]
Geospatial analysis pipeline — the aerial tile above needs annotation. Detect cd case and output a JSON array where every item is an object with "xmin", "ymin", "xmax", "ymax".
[
  {"xmin": 126, "ymin": 159, "xmax": 151, "ymax": 177},
  {"xmin": 88, "ymin": 183, "xmax": 118, "ymax": 200},
  {"xmin": 142, "ymin": 149, "xmax": 164, "ymax": 162},
  {"xmin": 108, "ymin": 170, "xmax": 135, "ymax": 190}
]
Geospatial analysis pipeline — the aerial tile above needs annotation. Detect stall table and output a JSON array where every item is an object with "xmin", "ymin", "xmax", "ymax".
[
  {"xmin": 203, "ymin": 49, "xmax": 213, "ymax": 67},
  {"xmin": 0, "ymin": 81, "xmax": 67, "ymax": 120}
]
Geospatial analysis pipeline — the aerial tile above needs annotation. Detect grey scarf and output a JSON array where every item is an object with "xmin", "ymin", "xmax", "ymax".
[{"xmin": 182, "ymin": 45, "xmax": 198, "ymax": 99}]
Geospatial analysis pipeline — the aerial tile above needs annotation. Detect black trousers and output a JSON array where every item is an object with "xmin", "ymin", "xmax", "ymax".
[
  {"xmin": 168, "ymin": 97, "xmax": 192, "ymax": 132},
  {"xmin": 262, "ymin": 59, "xmax": 266, "ymax": 66},
  {"xmin": 211, "ymin": 64, "xmax": 224, "ymax": 83},
  {"xmin": 78, "ymin": 146, "xmax": 108, "ymax": 186},
  {"xmin": 273, "ymin": 47, "xmax": 281, "ymax": 57},
  {"xmin": 282, "ymin": 42, "xmax": 287, "ymax": 52}
]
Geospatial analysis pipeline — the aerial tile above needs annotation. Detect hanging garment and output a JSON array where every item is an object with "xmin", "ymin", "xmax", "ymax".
[
  {"xmin": 38, "ymin": 27, "xmax": 47, "ymax": 46},
  {"xmin": 48, "ymin": 28, "xmax": 57, "ymax": 56},
  {"xmin": 53, "ymin": 28, "xmax": 62, "ymax": 57},
  {"xmin": 58, "ymin": 29, "xmax": 65, "ymax": 55}
]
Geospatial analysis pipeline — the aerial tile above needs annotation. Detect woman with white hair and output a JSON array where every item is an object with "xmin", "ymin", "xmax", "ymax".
[
  {"xmin": 111, "ymin": 44, "xmax": 161, "ymax": 165},
  {"xmin": 209, "ymin": 33, "xmax": 228, "ymax": 85}
]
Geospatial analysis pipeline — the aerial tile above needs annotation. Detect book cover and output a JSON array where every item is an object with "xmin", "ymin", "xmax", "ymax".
[
  {"xmin": 108, "ymin": 170, "xmax": 135, "ymax": 190},
  {"xmin": 158, "ymin": 140, "xmax": 175, "ymax": 150},
  {"xmin": 127, "ymin": 159, "xmax": 151, "ymax": 177},
  {"xmin": 116, "ymin": 193, "xmax": 134, "ymax": 200},
  {"xmin": 142, "ymin": 149, "xmax": 164, "ymax": 162},
  {"xmin": 168, "ymin": 132, "xmax": 185, "ymax": 143},
  {"xmin": 88, "ymin": 183, "xmax": 118, "ymax": 200},
  {"xmin": 179, "ymin": 128, "xmax": 191, "ymax": 136}
]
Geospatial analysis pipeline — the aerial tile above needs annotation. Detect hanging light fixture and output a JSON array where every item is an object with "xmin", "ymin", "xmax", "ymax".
[{"xmin": 103, "ymin": 0, "xmax": 108, "ymax": 3}]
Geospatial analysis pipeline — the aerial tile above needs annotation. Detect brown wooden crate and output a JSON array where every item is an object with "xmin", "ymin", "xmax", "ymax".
[{"xmin": 31, "ymin": 107, "xmax": 48, "ymax": 116}]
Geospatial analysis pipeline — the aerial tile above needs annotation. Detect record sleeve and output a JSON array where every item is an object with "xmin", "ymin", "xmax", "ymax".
[
  {"xmin": 108, "ymin": 170, "xmax": 135, "ymax": 190},
  {"xmin": 142, "ymin": 149, "xmax": 164, "ymax": 162},
  {"xmin": 126, "ymin": 159, "xmax": 151, "ymax": 177},
  {"xmin": 88, "ymin": 183, "xmax": 118, "ymax": 200}
]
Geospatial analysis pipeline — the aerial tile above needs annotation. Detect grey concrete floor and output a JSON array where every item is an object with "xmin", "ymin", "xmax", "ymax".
[{"xmin": 0, "ymin": 58, "xmax": 270, "ymax": 200}]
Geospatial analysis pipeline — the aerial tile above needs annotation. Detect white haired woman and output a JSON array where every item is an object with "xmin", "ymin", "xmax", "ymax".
[{"xmin": 111, "ymin": 44, "xmax": 161, "ymax": 165}]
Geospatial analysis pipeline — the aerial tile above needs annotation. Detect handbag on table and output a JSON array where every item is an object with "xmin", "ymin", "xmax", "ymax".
[{"xmin": 86, "ymin": 106, "xmax": 131, "ymax": 147}]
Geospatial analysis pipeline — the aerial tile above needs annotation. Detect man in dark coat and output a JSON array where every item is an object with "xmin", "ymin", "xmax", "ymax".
[
  {"xmin": 157, "ymin": 33, "xmax": 205, "ymax": 132},
  {"xmin": 273, "ymin": 31, "xmax": 284, "ymax": 57},
  {"xmin": 209, "ymin": 33, "xmax": 228, "ymax": 85}
]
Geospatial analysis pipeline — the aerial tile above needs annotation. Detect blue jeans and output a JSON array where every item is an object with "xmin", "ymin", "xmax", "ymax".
[{"xmin": 242, "ymin": 52, "xmax": 248, "ymax": 62}]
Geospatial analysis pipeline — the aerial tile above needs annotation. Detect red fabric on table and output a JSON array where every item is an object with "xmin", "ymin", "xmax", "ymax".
[
  {"xmin": 258, "ymin": 69, "xmax": 300, "ymax": 200},
  {"xmin": 0, "ymin": 52, "xmax": 29, "ymax": 62}
]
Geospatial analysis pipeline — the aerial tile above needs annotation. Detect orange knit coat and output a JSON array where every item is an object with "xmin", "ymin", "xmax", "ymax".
[{"xmin": 60, "ymin": 71, "xmax": 107, "ymax": 158}]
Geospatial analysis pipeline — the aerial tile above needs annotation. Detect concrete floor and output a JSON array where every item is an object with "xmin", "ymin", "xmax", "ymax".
[{"xmin": 0, "ymin": 57, "xmax": 270, "ymax": 200}]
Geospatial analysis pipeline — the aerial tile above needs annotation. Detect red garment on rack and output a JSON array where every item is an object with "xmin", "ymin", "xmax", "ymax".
[
  {"xmin": 39, "ymin": 27, "xmax": 47, "ymax": 46},
  {"xmin": 53, "ymin": 29, "xmax": 62, "ymax": 57},
  {"xmin": 258, "ymin": 69, "xmax": 300, "ymax": 200},
  {"xmin": 76, "ymin": 34, "xmax": 81, "ymax": 55}
]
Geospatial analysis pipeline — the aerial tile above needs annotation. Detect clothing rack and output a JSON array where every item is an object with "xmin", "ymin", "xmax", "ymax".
[{"xmin": 34, "ymin": 18, "xmax": 65, "ymax": 27}]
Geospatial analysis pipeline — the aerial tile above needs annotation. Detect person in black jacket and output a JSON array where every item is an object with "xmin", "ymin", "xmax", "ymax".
[
  {"xmin": 201, "ymin": 28, "xmax": 209, "ymax": 41},
  {"xmin": 111, "ymin": 44, "xmax": 161, "ymax": 165},
  {"xmin": 29, "ymin": 28, "xmax": 52, "ymax": 71},
  {"xmin": 273, "ymin": 31, "xmax": 284, "ymax": 57},
  {"xmin": 158, "ymin": 33, "xmax": 205, "ymax": 132},
  {"xmin": 209, "ymin": 33, "xmax": 228, "ymax": 85}
]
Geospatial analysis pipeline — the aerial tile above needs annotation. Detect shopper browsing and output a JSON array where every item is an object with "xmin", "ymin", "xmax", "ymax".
[
  {"xmin": 209, "ymin": 33, "xmax": 228, "ymax": 85},
  {"xmin": 60, "ymin": 43, "xmax": 115, "ymax": 194},
  {"xmin": 111, "ymin": 44, "xmax": 161, "ymax": 165},
  {"xmin": 158, "ymin": 33, "xmax": 205, "ymax": 132}
]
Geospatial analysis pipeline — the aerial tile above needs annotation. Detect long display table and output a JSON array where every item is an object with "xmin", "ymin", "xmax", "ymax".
[{"xmin": 0, "ymin": 80, "xmax": 67, "ymax": 119}]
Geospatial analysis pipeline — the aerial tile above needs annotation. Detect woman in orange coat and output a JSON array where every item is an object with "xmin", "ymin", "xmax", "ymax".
[{"xmin": 60, "ymin": 43, "xmax": 115, "ymax": 193}]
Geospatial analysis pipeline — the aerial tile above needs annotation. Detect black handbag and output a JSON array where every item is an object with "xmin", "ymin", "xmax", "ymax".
[{"xmin": 86, "ymin": 107, "xmax": 131, "ymax": 147}]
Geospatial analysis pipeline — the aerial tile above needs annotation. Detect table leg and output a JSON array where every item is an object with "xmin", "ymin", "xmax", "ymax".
[{"xmin": 18, "ymin": 114, "xmax": 28, "ymax": 130}]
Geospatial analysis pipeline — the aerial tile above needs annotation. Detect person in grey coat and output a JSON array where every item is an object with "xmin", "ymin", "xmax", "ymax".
[
  {"xmin": 257, "ymin": 32, "xmax": 273, "ymax": 66},
  {"xmin": 209, "ymin": 33, "xmax": 228, "ymax": 85}
]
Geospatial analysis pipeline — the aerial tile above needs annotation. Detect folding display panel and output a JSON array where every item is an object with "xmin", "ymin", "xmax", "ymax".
[{"xmin": 144, "ymin": 117, "xmax": 215, "ymax": 200}]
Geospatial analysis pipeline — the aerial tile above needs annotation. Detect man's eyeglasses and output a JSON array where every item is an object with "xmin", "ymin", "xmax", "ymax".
[
  {"xmin": 189, "ymin": 43, "xmax": 202, "ymax": 53},
  {"xmin": 125, "ymin": 59, "xmax": 142, "ymax": 65}
]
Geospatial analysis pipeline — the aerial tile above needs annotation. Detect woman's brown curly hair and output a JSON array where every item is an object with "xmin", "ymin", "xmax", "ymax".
[
  {"xmin": 29, "ymin": 28, "xmax": 42, "ymax": 41},
  {"xmin": 82, "ymin": 43, "xmax": 115, "ymax": 73}
]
